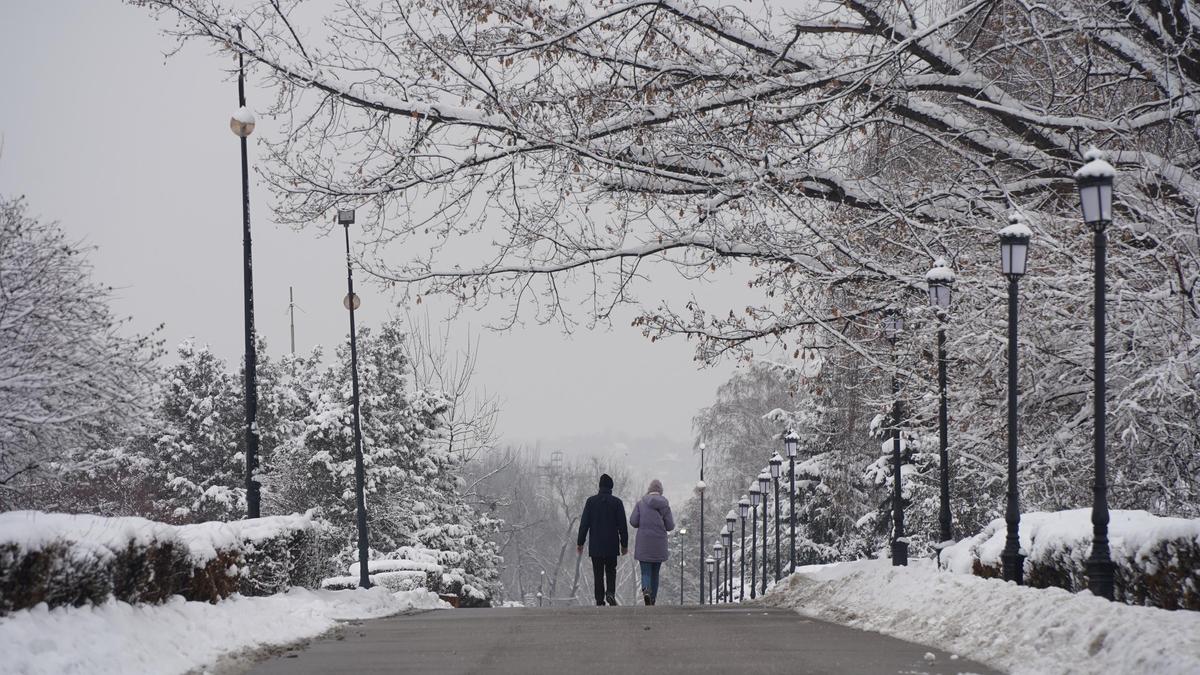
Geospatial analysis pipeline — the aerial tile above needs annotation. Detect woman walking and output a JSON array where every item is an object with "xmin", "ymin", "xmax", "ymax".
[{"xmin": 629, "ymin": 479, "xmax": 675, "ymax": 605}]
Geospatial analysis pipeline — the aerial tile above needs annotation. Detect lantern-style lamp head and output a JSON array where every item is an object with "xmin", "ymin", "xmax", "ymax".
[
  {"xmin": 337, "ymin": 208, "xmax": 356, "ymax": 226},
  {"xmin": 925, "ymin": 258, "xmax": 954, "ymax": 310},
  {"xmin": 738, "ymin": 496, "xmax": 750, "ymax": 518},
  {"xmin": 230, "ymin": 106, "xmax": 256, "ymax": 137},
  {"xmin": 769, "ymin": 453, "xmax": 783, "ymax": 478},
  {"xmin": 725, "ymin": 510, "xmax": 738, "ymax": 528},
  {"xmin": 720, "ymin": 526, "xmax": 732, "ymax": 545},
  {"xmin": 998, "ymin": 212, "xmax": 1033, "ymax": 277},
  {"xmin": 1074, "ymin": 147, "xmax": 1115, "ymax": 230},
  {"xmin": 706, "ymin": 556, "xmax": 715, "ymax": 572},
  {"xmin": 784, "ymin": 430, "xmax": 799, "ymax": 458},
  {"xmin": 757, "ymin": 471, "xmax": 770, "ymax": 493},
  {"xmin": 882, "ymin": 310, "xmax": 903, "ymax": 344},
  {"xmin": 749, "ymin": 485, "xmax": 762, "ymax": 506},
  {"xmin": 713, "ymin": 541, "xmax": 723, "ymax": 553}
]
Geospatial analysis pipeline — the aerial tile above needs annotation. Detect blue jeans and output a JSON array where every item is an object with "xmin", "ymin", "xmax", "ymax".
[{"xmin": 640, "ymin": 561, "xmax": 662, "ymax": 600}]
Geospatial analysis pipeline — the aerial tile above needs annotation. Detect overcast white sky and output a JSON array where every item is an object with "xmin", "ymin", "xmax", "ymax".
[{"xmin": 0, "ymin": 0, "xmax": 752, "ymax": 500}]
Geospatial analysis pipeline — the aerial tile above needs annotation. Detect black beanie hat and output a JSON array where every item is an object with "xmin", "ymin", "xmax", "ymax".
[{"xmin": 599, "ymin": 473, "xmax": 614, "ymax": 490}]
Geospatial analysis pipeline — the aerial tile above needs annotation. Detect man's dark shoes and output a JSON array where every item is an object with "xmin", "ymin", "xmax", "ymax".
[
  {"xmin": 643, "ymin": 592, "xmax": 652, "ymax": 606},
  {"xmin": 605, "ymin": 593, "xmax": 618, "ymax": 606}
]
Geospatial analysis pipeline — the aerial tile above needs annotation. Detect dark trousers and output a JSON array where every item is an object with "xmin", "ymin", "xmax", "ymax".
[
  {"xmin": 640, "ymin": 561, "xmax": 662, "ymax": 601},
  {"xmin": 591, "ymin": 556, "xmax": 617, "ymax": 605}
]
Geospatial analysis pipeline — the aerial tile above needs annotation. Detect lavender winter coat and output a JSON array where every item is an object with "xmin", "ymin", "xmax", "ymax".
[{"xmin": 629, "ymin": 493, "xmax": 675, "ymax": 563}]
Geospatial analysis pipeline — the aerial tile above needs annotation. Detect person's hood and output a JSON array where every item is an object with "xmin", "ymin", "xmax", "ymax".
[{"xmin": 641, "ymin": 493, "xmax": 670, "ymax": 510}]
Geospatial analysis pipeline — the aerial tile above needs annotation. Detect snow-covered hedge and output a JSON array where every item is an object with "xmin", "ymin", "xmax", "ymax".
[
  {"xmin": 941, "ymin": 509, "xmax": 1200, "ymax": 611},
  {"xmin": 321, "ymin": 545, "xmax": 489, "ymax": 607},
  {"xmin": 0, "ymin": 511, "xmax": 336, "ymax": 615}
]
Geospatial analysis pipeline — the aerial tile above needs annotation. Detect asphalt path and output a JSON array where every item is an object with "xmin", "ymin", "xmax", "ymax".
[{"xmin": 248, "ymin": 604, "xmax": 999, "ymax": 674}]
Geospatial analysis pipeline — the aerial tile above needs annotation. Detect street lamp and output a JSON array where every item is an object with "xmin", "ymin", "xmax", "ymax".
[
  {"xmin": 721, "ymin": 525, "xmax": 733, "ymax": 603},
  {"xmin": 737, "ymin": 496, "xmax": 750, "ymax": 601},
  {"xmin": 926, "ymin": 259, "xmax": 955, "ymax": 548},
  {"xmin": 757, "ymin": 471, "xmax": 770, "ymax": 594},
  {"xmin": 713, "ymin": 538, "xmax": 725, "ymax": 602},
  {"xmin": 678, "ymin": 527, "xmax": 687, "ymax": 605},
  {"xmin": 883, "ymin": 310, "xmax": 907, "ymax": 566},
  {"xmin": 705, "ymin": 557, "xmax": 715, "ymax": 605},
  {"xmin": 1075, "ymin": 148, "xmax": 1117, "ymax": 600},
  {"xmin": 338, "ymin": 208, "xmax": 372, "ymax": 589},
  {"xmin": 784, "ymin": 430, "xmax": 799, "ymax": 573},
  {"xmin": 998, "ymin": 212, "xmax": 1032, "ymax": 585},
  {"xmin": 769, "ymin": 453, "xmax": 783, "ymax": 581},
  {"xmin": 697, "ymin": 442, "xmax": 707, "ymax": 605},
  {"xmin": 230, "ymin": 25, "xmax": 261, "ymax": 519},
  {"xmin": 724, "ymin": 509, "xmax": 734, "ymax": 598},
  {"xmin": 748, "ymin": 485, "xmax": 761, "ymax": 599}
]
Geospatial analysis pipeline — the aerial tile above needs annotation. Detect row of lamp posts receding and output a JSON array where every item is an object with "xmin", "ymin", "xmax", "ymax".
[
  {"xmin": 699, "ymin": 150, "xmax": 1117, "ymax": 602},
  {"xmin": 228, "ymin": 37, "xmax": 374, "ymax": 589}
]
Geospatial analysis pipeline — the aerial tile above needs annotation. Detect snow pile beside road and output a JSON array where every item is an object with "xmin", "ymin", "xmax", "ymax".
[
  {"xmin": 763, "ymin": 559, "xmax": 1200, "ymax": 674},
  {"xmin": 0, "ymin": 586, "xmax": 446, "ymax": 675}
]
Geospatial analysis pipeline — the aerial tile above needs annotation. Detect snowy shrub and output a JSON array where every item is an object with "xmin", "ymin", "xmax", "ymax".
[
  {"xmin": 0, "ymin": 510, "xmax": 334, "ymax": 614},
  {"xmin": 942, "ymin": 509, "xmax": 1200, "ymax": 611}
]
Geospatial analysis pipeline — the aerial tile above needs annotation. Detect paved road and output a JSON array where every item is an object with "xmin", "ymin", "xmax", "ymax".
[{"xmin": 249, "ymin": 605, "xmax": 998, "ymax": 674}]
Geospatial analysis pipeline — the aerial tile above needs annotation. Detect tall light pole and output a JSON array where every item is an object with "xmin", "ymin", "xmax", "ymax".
[
  {"xmin": 757, "ymin": 471, "xmax": 770, "ymax": 594},
  {"xmin": 998, "ymin": 213, "xmax": 1032, "ymax": 585},
  {"xmin": 769, "ymin": 453, "xmax": 783, "ymax": 581},
  {"xmin": 713, "ymin": 541, "xmax": 724, "ymax": 602},
  {"xmin": 229, "ymin": 26, "xmax": 260, "ymax": 519},
  {"xmin": 926, "ymin": 260, "xmax": 955, "ymax": 547},
  {"xmin": 784, "ymin": 431, "xmax": 799, "ymax": 573},
  {"xmin": 677, "ymin": 527, "xmax": 687, "ymax": 604},
  {"xmin": 721, "ymin": 524, "xmax": 733, "ymax": 603},
  {"xmin": 737, "ymin": 496, "xmax": 749, "ymax": 601},
  {"xmin": 724, "ymin": 509, "xmax": 734, "ymax": 598},
  {"xmin": 883, "ymin": 310, "xmax": 907, "ymax": 566},
  {"xmin": 338, "ymin": 208, "xmax": 372, "ymax": 589},
  {"xmin": 706, "ymin": 557, "xmax": 715, "ymax": 605},
  {"xmin": 1075, "ymin": 149, "xmax": 1117, "ymax": 600},
  {"xmin": 697, "ymin": 442, "xmax": 706, "ymax": 605},
  {"xmin": 748, "ymin": 485, "xmax": 761, "ymax": 599}
]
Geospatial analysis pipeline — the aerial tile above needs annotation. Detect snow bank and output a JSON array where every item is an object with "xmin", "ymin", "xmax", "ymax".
[
  {"xmin": 0, "ymin": 587, "xmax": 447, "ymax": 675},
  {"xmin": 942, "ymin": 509, "xmax": 1200, "ymax": 610},
  {"xmin": 764, "ymin": 559, "xmax": 1200, "ymax": 674},
  {"xmin": 177, "ymin": 512, "xmax": 320, "ymax": 564}
]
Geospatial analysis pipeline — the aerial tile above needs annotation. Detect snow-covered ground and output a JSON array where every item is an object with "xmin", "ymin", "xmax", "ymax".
[
  {"xmin": 763, "ymin": 559, "xmax": 1200, "ymax": 675},
  {"xmin": 0, "ymin": 587, "xmax": 448, "ymax": 675}
]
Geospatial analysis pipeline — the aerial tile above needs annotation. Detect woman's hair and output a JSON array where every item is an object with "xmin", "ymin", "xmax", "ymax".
[{"xmin": 647, "ymin": 479, "xmax": 664, "ymax": 494}]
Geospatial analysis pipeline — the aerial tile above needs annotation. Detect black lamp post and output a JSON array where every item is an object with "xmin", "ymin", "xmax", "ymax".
[
  {"xmin": 784, "ymin": 430, "xmax": 799, "ymax": 573},
  {"xmin": 769, "ymin": 453, "xmax": 783, "ymax": 581},
  {"xmin": 737, "ymin": 496, "xmax": 750, "ymax": 601},
  {"xmin": 706, "ymin": 557, "xmax": 715, "ymax": 605},
  {"xmin": 229, "ymin": 27, "xmax": 261, "ymax": 519},
  {"xmin": 721, "ymin": 524, "xmax": 733, "ymax": 603},
  {"xmin": 1075, "ymin": 149, "xmax": 1117, "ymax": 600},
  {"xmin": 757, "ymin": 471, "xmax": 770, "ymax": 594},
  {"xmin": 677, "ymin": 527, "xmax": 687, "ymax": 604},
  {"xmin": 712, "ymin": 541, "xmax": 723, "ymax": 603},
  {"xmin": 697, "ymin": 442, "xmax": 706, "ymax": 605},
  {"xmin": 926, "ymin": 260, "xmax": 955, "ymax": 547},
  {"xmin": 998, "ymin": 212, "xmax": 1032, "ymax": 585},
  {"xmin": 883, "ymin": 311, "xmax": 908, "ymax": 566},
  {"xmin": 724, "ymin": 509, "xmax": 734, "ymax": 598},
  {"xmin": 338, "ymin": 208, "xmax": 372, "ymax": 589},
  {"xmin": 749, "ymin": 485, "xmax": 761, "ymax": 599}
]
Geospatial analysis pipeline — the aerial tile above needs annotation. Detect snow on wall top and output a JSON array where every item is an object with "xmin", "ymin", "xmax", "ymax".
[
  {"xmin": 0, "ymin": 511, "xmax": 180, "ymax": 562},
  {"xmin": 941, "ymin": 508, "xmax": 1200, "ymax": 575}
]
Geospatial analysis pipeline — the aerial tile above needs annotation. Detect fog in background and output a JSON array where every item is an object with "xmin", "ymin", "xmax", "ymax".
[{"xmin": 0, "ymin": 1, "xmax": 755, "ymax": 504}]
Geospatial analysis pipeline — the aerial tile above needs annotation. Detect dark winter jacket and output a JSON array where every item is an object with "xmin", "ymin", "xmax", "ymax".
[
  {"xmin": 577, "ymin": 488, "xmax": 629, "ymax": 558},
  {"xmin": 629, "ymin": 493, "xmax": 675, "ymax": 562}
]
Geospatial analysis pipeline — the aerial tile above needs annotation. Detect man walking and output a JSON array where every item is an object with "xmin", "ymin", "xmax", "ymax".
[{"xmin": 577, "ymin": 473, "xmax": 629, "ymax": 606}]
